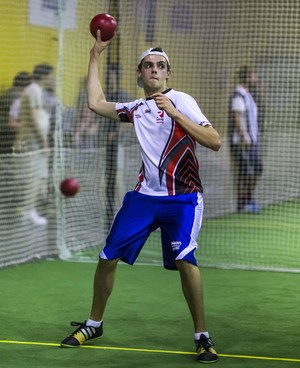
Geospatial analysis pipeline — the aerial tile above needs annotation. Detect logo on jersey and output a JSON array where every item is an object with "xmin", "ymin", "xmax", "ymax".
[
  {"xmin": 171, "ymin": 241, "xmax": 182, "ymax": 251},
  {"xmin": 156, "ymin": 110, "xmax": 164, "ymax": 124}
]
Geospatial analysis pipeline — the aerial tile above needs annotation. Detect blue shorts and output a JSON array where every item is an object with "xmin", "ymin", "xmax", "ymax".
[{"xmin": 100, "ymin": 191, "xmax": 204, "ymax": 270}]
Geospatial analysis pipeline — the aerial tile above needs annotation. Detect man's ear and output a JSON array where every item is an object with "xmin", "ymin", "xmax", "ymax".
[
  {"xmin": 136, "ymin": 69, "xmax": 144, "ymax": 88},
  {"xmin": 166, "ymin": 69, "xmax": 171, "ymax": 82}
]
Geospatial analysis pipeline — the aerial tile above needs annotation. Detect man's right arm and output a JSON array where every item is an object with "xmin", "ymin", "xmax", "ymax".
[
  {"xmin": 232, "ymin": 111, "xmax": 251, "ymax": 145},
  {"xmin": 87, "ymin": 30, "xmax": 120, "ymax": 121},
  {"xmin": 231, "ymin": 96, "xmax": 251, "ymax": 145}
]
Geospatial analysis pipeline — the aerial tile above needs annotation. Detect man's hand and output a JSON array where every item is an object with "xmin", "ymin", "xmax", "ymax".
[
  {"xmin": 152, "ymin": 93, "xmax": 178, "ymax": 119},
  {"xmin": 90, "ymin": 29, "xmax": 115, "ymax": 56},
  {"xmin": 240, "ymin": 131, "xmax": 251, "ymax": 146}
]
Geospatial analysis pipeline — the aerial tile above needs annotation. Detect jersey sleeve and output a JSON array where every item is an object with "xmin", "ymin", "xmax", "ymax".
[
  {"xmin": 175, "ymin": 92, "xmax": 211, "ymax": 127},
  {"xmin": 231, "ymin": 95, "xmax": 246, "ymax": 113},
  {"xmin": 26, "ymin": 84, "xmax": 42, "ymax": 110},
  {"xmin": 9, "ymin": 98, "xmax": 21, "ymax": 119},
  {"xmin": 115, "ymin": 101, "xmax": 134, "ymax": 123}
]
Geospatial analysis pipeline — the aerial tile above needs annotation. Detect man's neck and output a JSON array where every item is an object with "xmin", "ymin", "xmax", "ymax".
[
  {"xmin": 144, "ymin": 85, "xmax": 168, "ymax": 98},
  {"xmin": 239, "ymin": 83, "xmax": 249, "ymax": 91}
]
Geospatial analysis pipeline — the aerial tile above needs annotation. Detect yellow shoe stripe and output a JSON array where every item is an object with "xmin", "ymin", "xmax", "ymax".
[{"xmin": 73, "ymin": 331, "xmax": 86, "ymax": 345}]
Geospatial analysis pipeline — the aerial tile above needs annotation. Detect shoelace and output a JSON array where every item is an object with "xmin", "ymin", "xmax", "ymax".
[
  {"xmin": 70, "ymin": 321, "xmax": 84, "ymax": 327},
  {"xmin": 196, "ymin": 336, "xmax": 214, "ymax": 350}
]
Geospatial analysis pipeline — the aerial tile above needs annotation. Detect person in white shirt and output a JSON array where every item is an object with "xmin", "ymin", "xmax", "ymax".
[
  {"xmin": 61, "ymin": 31, "xmax": 221, "ymax": 364},
  {"xmin": 16, "ymin": 64, "xmax": 54, "ymax": 225},
  {"xmin": 228, "ymin": 66, "xmax": 263, "ymax": 213},
  {"xmin": 0, "ymin": 72, "xmax": 31, "ymax": 154}
]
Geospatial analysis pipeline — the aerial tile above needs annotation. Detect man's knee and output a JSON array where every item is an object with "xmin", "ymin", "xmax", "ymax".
[
  {"xmin": 176, "ymin": 259, "xmax": 198, "ymax": 273},
  {"xmin": 97, "ymin": 257, "xmax": 119, "ymax": 270}
]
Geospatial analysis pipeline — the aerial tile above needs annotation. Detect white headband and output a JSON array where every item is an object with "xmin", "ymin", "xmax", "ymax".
[
  {"xmin": 138, "ymin": 48, "xmax": 170, "ymax": 66},
  {"xmin": 137, "ymin": 48, "xmax": 170, "ymax": 88}
]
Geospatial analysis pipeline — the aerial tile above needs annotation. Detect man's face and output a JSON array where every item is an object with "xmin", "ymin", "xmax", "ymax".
[
  {"xmin": 42, "ymin": 72, "xmax": 55, "ymax": 90},
  {"xmin": 138, "ymin": 55, "xmax": 170, "ymax": 92},
  {"xmin": 247, "ymin": 72, "xmax": 257, "ymax": 89}
]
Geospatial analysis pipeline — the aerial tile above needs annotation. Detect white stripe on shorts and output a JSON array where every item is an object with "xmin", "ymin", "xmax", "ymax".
[{"xmin": 175, "ymin": 192, "xmax": 203, "ymax": 261}]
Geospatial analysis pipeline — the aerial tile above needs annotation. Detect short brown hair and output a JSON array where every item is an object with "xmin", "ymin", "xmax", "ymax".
[{"xmin": 32, "ymin": 64, "xmax": 53, "ymax": 81}]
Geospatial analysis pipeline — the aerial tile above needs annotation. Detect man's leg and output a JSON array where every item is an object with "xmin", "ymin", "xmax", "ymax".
[
  {"xmin": 60, "ymin": 258, "xmax": 119, "ymax": 347},
  {"xmin": 176, "ymin": 259, "xmax": 205, "ymax": 332},
  {"xmin": 90, "ymin": 258, "xmax": 119, "ymax": 321},
  {"xmin": 176, "ymin": 259, "xmax": 218, "ymax": 363},
  {"xmin": 237, "ymin": 172, "xmax": 247, "ymax": 211}
]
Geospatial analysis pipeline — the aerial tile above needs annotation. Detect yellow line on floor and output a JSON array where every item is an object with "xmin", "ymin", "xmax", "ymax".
[{"xmin": 0, "ymin": 340, "xmax": 299, "ymax": 363}]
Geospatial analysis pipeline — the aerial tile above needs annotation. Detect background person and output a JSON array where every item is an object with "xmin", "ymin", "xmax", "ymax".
[
  {"xmin": 0, "ymin": 72, "xmax": 31, "ymax": 155},
  {"xmin": 0, "ymin": 72, "xmax": 31, "ymax": 210},
  {"xmin": 15, "ymin": 63, "xmax": 54, "ymax": 225},
  {"xmin": 8, "ymin": 73, "xmax": 32, "ymax": 139},
  {"xmin": 60, "ymin": 32, "xmax": 221, "ymax": 364},
  {"xmin": 228, "ymin": 65, "xmax": 263, "ymax": 213}
]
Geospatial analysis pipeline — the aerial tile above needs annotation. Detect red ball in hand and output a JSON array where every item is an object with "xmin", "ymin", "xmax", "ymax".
[
  {"xmin": 90, "ymin": 13, "xmax": 117, "ymax": 41},
  {"xmin": 60, "ymin": 178, "xmax": 80, "ymax": 197}
]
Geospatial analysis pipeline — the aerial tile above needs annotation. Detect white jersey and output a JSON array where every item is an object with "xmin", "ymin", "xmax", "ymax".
[
  {"xmin": 26, "ymin": 83, "xmax": 50, "ymax": 139},
  {"xmin": 229, "ymin": 86, "xmax": 258, "ymax": 145},
  {"xmin": 18, "ymin": 82, "xmax": 50, "ymax": 151},
  {"xmin": 116, "ymin": 88, "xmax": 211, "ymax": 196},
  {"xmin": 9, "ymin": 98, "xmax": 21, "ymax": 119},
  {"xmin": 16, "ymin": 82, "xmax": 50, "ymax": 178}
]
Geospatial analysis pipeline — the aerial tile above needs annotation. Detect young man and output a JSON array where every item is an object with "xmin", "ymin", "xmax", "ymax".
[
  {"xmin": 0, "ymin": 72, "xmax": 31, "ymax": 154},
  {"xmin": 16, "ymin": 64, "xmax": 54, "ymax": 225},
  {"xmin": 228, "ymin": 66, "xmax": 263, "ymax": 213},
  {"xmin": 61, "ymin": 31, "xmax": 221, "ymax": 364}
]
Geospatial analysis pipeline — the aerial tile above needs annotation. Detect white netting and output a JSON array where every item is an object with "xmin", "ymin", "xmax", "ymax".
[{"xmin": 0, "ymin": 0, "xmax": 299, "ymax": 271}]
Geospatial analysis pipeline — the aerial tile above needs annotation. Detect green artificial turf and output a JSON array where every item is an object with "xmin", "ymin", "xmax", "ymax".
[
  {"xmin": 199, "ymin": 200, "xmax": 300, "ymax": 271},
  {"xmin": 1, "ymin": 260, "xmax": 299, "ymax": 367}
]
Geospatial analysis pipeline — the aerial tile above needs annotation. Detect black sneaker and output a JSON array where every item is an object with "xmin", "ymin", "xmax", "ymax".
[
  {"xmin": 195, "ymin": 334, "xmax": 218, "ymax": 363},
  {"xmin": 60, "ymin": 321, "xmax": 103, "ymax": 348}
]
